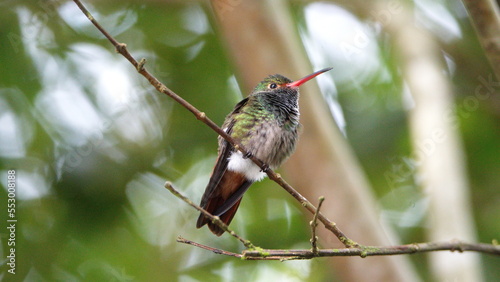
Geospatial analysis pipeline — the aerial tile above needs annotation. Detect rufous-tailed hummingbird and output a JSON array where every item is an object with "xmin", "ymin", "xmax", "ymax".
[{"xmin": 196, "ymin": 68, "xmax": 332, "ymax": 236}]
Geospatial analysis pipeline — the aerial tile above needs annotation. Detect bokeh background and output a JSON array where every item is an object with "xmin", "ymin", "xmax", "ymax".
[{"xmin": 1, "ymin": 0, "xmax": 499, "ymax": 281}]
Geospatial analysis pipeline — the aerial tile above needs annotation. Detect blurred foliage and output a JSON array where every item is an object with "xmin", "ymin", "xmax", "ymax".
[{"xmin": 0, "ymin": 0, "xmax": 498, "ymax": 281}]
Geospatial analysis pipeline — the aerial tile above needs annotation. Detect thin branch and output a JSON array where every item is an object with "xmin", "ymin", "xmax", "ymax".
[
  {"xmin": 241, "ymin": 241, "xmax": 500, "ymax": 260},
  {"xmin": 310, "ymin": 196, "xmax": 325, "ymax": 254},
  {"xmin": 72, "ymin": 0, "xmax": 355, "ymax": 248},
  {"xmin": 176, "ymin": 236, "xmax": 242, "ymax": 258},
  {"xmin": 164, "ymin": 182, "xmax": 255, "ymax": 249},
  {"xmin": 176, "ymin": 237, "xmax": 500, "ymax": 260}
]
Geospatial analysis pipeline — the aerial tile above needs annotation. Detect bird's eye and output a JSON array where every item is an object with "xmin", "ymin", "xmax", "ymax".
[{"xmin": 269, "ymin": 83, "xmax": 278, "ymax": 89}]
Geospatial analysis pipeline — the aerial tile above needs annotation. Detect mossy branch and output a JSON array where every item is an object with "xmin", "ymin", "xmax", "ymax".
[{"xmin": 176, "ymin": 237, "xmax": 500, "ymax": 260}]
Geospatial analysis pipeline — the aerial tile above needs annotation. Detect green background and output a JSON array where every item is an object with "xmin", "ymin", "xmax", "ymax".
[{"xmin": 0, "ymin": 0, "xmax": 499, "ymax": 281}]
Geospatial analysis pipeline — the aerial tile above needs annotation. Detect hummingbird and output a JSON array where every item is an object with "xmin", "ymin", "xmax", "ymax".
[{"xmin": 196, "ymin": 68, "xmax": 332, "ymax": 236}]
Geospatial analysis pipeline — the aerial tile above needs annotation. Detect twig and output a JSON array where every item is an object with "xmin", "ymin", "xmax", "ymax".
[
  {"xmin": 164, "ymin": 182, "xmax": 255, "ymax": 249},
  {"xmin": 72, "ymin": 0, "xmax": 356, "ymax": 248},
  {"xmin": 176, "ymin": 236, "xmax": 242, "ymax": 258},
  {"xmin": 310, "ymin": 196, "xmax": 325, "ymax": 254}
]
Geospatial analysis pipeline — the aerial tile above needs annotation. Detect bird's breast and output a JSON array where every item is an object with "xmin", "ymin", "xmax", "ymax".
[{"xmin": 241, "ymin": 119, "xmax": 298, "ymax": 169}]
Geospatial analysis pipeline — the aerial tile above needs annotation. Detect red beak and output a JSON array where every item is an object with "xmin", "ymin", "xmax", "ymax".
[{"xmin": 286, "ymin": 67, "xmax": 332, "ymax": 88}]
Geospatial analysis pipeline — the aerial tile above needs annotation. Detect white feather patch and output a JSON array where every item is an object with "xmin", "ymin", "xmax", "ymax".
[{"xmin": 227, "ymin": 151, "xmax": 266, "ymax": 182}]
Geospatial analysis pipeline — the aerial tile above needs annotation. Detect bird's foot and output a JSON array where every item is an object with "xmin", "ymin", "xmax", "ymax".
[
  {"xmin": 260, "ymin": 164, "xmax": 270, "ymax": 172},
  {"xmin": 243, "ymin": 151, "xmax": 253, "ymax": 159}
]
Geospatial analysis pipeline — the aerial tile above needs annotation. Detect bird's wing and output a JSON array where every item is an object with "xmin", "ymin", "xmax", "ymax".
[{"xmin": 196, "ymin": 98, "xmax": 256, "ymax": 235}]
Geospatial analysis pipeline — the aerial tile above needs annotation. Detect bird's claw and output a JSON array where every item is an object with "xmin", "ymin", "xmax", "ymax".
[
  {"xmin": 260, "ymin": 164, "xmax": 270, "ymax": 172},
  {"xmin": 243, "ymin": 152, "xmax": 253, "ymax": 159}
]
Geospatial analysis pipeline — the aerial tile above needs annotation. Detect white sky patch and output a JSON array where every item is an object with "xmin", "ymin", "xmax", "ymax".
[
  {"xmin": 181, "ymin": 4, "xmax": 210, "ymax": 35},
  {"xmin": 414, "ymin": 0, "xmax": 462, "ymax": 42},
  {"xmin": 0, "ymin": 110, "xmax": 27, "ymax": 158},
  {"xmin": 302, "ymin": 3, "xmax": 385, "ymax": 133},
  {"xmin": 69, "ymin": 43, "xmax": 135, "ymax": 110},
  {"xmin": 303, "ymin": 3, "xmax": 382, "ymax": 85},
  {"xmin": 59, "ymin": 1, "xmax": 138, "ymax": 38},
  {"xmin": 11, "ymin": 170, "xmax": 51, "ymax": 200},
  {"xmin": 35, "ymin": 81, "xmax": 103, "ymax": 146}
]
